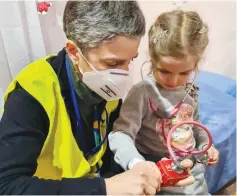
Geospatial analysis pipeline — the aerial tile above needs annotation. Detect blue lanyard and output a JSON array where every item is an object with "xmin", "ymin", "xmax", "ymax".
[{"xmin": 65, "ymin": 55, "xmax": 109, "ymax": 162}]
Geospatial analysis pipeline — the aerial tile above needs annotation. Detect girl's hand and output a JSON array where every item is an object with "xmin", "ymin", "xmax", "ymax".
[
  {"xmin": 205, "ymin": 145, "xmax": 219, "ymax": 166},
  {"xmin": 174, "ymin": 158, "xmax": 195, "ymax": 187}
]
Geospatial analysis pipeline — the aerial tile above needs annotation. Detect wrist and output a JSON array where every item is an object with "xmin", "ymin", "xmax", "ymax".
[
  {"xmin": 104, "ymin": 178, "xmax": 112, "ymax": 195},
  {"xmin": 128, "ymin": 157, "xmax": 145, "ymax": 170},
  {"xmin": 201, "ymin": 143, "xmax": 214, "ymax": 150}
]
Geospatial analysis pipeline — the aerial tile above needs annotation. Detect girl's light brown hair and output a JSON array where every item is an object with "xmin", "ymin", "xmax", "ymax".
[{"xmin": 148, "ymin": 10, "xmax": 209, "ymax": 70}]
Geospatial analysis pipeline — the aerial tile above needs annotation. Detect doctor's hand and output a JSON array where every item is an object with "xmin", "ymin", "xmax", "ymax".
[
  {"xmin": 131, "ymin": 161, "xmax": 163, "ymax": 192},
  {"xmin": 104, "ymin": 166, "xmax": 161, "ymax": 195}
]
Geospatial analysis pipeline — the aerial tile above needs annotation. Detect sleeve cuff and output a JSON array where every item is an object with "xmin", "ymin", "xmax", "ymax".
[
  {"xmin": 199, "ymin": 143, "xmax": 214, "ymax": 150},
  {"xmin": 128, "ymin": 157, "xmax": 145, "ymax": 170}
]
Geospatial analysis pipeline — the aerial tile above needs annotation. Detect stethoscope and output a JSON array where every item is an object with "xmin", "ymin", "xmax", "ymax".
[
  {"xmin": 65, "ymin": 55, "xmax": 109, "ymax": 177},
  {"xmin": 166, "ymin": 121, "xmax": 213, "ymax": 171},
  {"xmin": 140, "ymin": 61, "xmax": 213, "ymax": 167},
  {"xmin": 140, "ymin": 61, "xmax": 196, "ymax": 118}
]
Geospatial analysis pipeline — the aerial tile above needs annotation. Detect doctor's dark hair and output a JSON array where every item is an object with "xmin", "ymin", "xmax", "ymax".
[{"xmin": 63, "ymin": 1, "xmax": 146, "ymax": 54}]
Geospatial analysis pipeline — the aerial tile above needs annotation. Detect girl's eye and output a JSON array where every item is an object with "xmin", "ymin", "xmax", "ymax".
[
  {"xmin": 106, "ymin": 62, "xmax": 120, "ymax": 68},
  {"xmin": 107, "ymin": 64, "xmax": 118, "ymax": 67},
  {"xmin": 159, "ymin": 70, "xmax": 169, "ymax": 74},
  {"xmin": 180, "ymin": 72, "xmax": 190, "ymax": 76}
]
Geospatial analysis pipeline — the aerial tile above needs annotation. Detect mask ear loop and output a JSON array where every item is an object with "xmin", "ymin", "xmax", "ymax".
[
  {"xmin": 67, "ymin": 40, "xmax": 99, "ymax": 74},
  {"xmin": 78, "ymin": 49, "xmax": 99, "ymax": 73}
]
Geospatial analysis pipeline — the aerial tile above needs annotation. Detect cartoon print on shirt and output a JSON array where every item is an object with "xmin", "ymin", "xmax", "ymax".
[{"xmin": 156, "ymin": 103, "xmax": 195, "ymax": 155}]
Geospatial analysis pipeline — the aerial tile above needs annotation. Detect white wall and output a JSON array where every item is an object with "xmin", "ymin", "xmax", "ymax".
[
  {"xmin": 0, "ymin": 1, "xmax": 46, "ymax": 91},
  {"xmin": 38, "ymin": 0, "xmax": 67, "ymax": 55},
  {"xmin": 0, "ymin": 0, "xmax": 235, "ymax": 92}
]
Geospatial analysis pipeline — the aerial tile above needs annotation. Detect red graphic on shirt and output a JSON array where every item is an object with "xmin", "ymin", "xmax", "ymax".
[{"xmin": 176, "ymin": 104, "xmax": 193, "ymax": 122}]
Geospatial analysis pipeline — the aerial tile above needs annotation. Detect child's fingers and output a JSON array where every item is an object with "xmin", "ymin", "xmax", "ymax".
[
  {"xmin": 175, "ymin": 175, "xmax": 195, "ymax": 187},
  {"xmin": 208, "ymin": 149, "xmax": 219, "ymax": 164},
  {"xmin": 208, "ymin": 149, "xmax": 214, "ymax": 159},
  {"xmin": 186, "ymin": 168, "xmax": 191, "ymax": 175},
  {"xmin": 180, "ymin": 159, "xmax": 193, "ymax": 169},
  {"xmin": 207, "ymin": 160, "xmax": 218, "ymax": 166},
  {"xmin": 212, "ymin": 150, "xmax": 219, "ymax": 161}
]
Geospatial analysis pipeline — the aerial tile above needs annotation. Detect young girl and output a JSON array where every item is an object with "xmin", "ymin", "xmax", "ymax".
[{"xmin": 108, "ymin": 10, "xmax": 219, "ymax": 195}]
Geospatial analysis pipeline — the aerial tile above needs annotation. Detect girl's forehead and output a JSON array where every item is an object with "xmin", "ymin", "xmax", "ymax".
[{"xmin": 158, "ymin": 55, "xmax": 196, "ymax": 72}]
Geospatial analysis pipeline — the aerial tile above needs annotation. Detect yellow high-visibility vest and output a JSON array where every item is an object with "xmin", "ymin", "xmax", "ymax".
[{"xmin": 3, "ymin": 56, "xmax": 119, "ymax": 180}]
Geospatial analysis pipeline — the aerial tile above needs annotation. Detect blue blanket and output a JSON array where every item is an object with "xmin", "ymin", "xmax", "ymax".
[{"xmin": 196, "ymin": 71, "xmax": 236, "ymax": 194}]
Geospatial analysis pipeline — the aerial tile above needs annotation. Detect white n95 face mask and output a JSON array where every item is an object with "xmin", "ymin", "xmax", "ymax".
[
  {"xmin": 78, "ymin": 52, "xmax": 130, "ymax": 101},
  {"xmin": 82, "ymin": 69, "xmax": 130, "ymax": 101}
]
